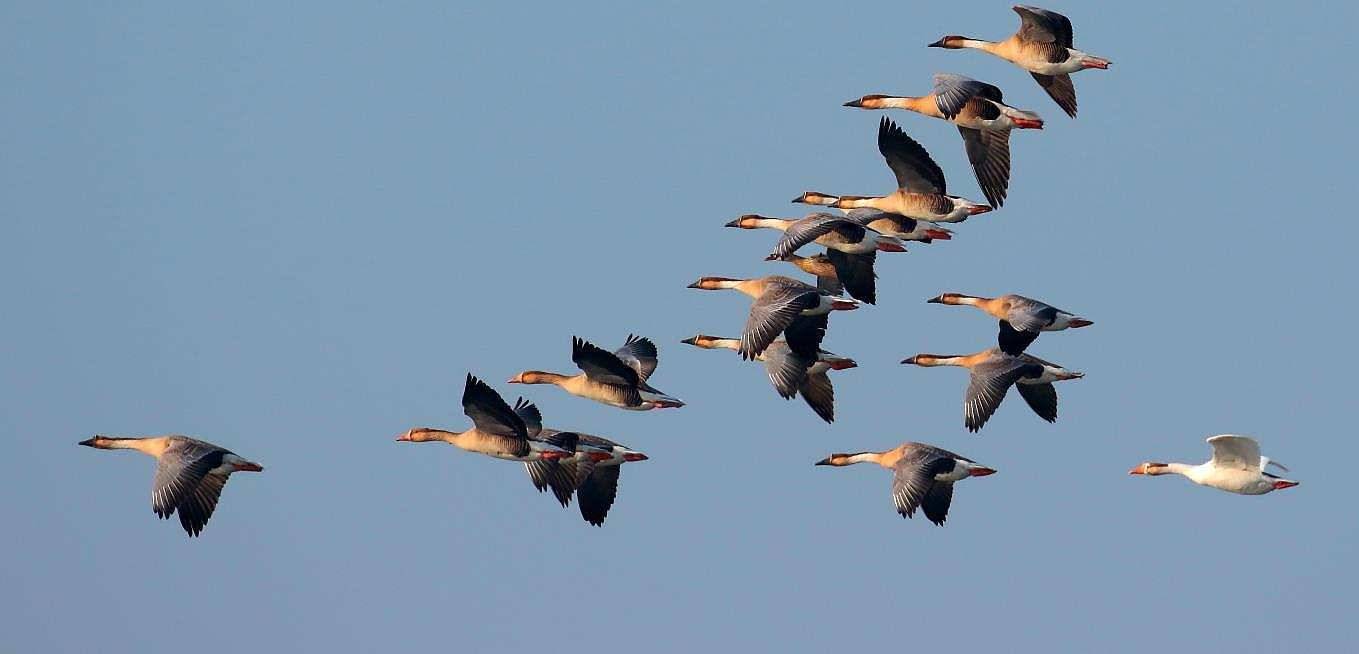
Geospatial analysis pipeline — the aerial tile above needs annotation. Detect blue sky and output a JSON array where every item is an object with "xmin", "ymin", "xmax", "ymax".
[{"xmin": 2, "ymin": 2, "xmax": 1355, "ymax": 652}]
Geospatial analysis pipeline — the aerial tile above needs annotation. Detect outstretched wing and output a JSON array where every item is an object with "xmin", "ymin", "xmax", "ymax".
[
  {"xmin": 877, "ymin": 117, "xmax": 947, "ymax": 194},
  {"xmin": 964, "ymin": 358, "xmax": 1043, "ymax": 432},
  {"xmin": 934, "ymin": 73, "xmax": 1004, "ymax": 119},
  {"xmin": 957, "ymin": 126, "xmax": 1011, "ymax": 209},
  {"xmin": 614, "ymin": 334, "xmax": 658, "ymax": 382},
  {"xmin": 1207, "ymin": 435, "xmax": 1263, "ymax": 471},
  {"xmin": 462, "ymin": 374, "xmax": 528, "ymax": 439},
  {"xmin": 1014, "ymin": 5, "xmax": 1074, "ymax": 49}
]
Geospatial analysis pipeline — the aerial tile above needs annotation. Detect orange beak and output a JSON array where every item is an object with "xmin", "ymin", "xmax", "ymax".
[
  {"xmin": 828, "ymin": 358, "xmax": 858, "ymax": 370},
  {"xmin": 876, "ymin": 240, "xmax": 907, "ymax": 253},
  {"xmin": 1082, "ymin": 59, "xmax": 1110, "ymax": 70},
  {"xmin": 1011, "ymin": 117, "xmax": 1044, "ymax": 129},
  {"xmin": 1272, "ymin": 480, "xmax": 1299, "ymax": 490},
  {"xmin": 623, "ymin": 452, "xmax": 649, "ymax": 462},
  {"xmin": 234, "ymin": 462, "xmax": 264, "ymax": 472},
  {"xmin": 831, "ymin": 300, "xmax": 859, "ymax": 311},
  {"xmin": 969, "ymin": 466, "xmax": 996, "ymax": 477},
  {"xmin": 924, "ymin": 229, "xmax": 953, "ymax": 240},
  {"xmin": 1128, "ymin": 465, "xmax": 1146, "ymax": 475},
  {"xmin": 395, "ymin": 430, "xmax": 414, "ymax": 442},
  {"xmin": 1068, "ymin": 319, "xmax": 1094, "ymax": 328},
  {"xmin": 967, "ymin": 205, "xmax": 993, "ymax": 215}
]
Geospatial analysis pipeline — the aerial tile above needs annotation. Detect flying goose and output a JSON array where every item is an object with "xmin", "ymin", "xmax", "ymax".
[
  {"xmin": 396, "ymin": 373, "xmax": 572, "ymax": 461},
  {"xmin": 78, "ymin": 434, "xmax": 263, "ymax": 537},
  {"xmin": 816, "ymin": 442, "xmax": 996, "ymax": 525},
  {"xmin": 508, "ymin": 335, "xmax": 684, "ymax": 410},
  {"xmin": 928, "ymin": 292, "xmax": 1091, "ymax": 355},
  {"xmin": 1130, "ymin": 435, "xmax": 1299, "ymax": 495},
  {"xmin": 929, "ymin": 5, "xmax": 1109, "ymax": 118},
  {"xmin": 681, "ymin": 334, "xmax": 857, "ymax": 423},
  {"xmin": 902, "ymin": 348, "xmax": 1083, "ymax": 432},
  {"xmin": 794, "ymin": 117, "xmax": 991, "ymax": 223},
  {"xmin": 845, "ymin": 74, "xmax": 1044, "ymax": 207},
  {"xmin": 687, "ymin": 275, "xmax": 858, "ymax": 360}
]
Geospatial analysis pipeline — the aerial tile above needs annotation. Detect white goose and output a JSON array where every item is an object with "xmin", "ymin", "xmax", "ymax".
[{"xmin": 1129, "ymin": 435, "xmax": 1298, "ymax": 495}]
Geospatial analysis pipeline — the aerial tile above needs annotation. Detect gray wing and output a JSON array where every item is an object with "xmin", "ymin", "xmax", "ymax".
[
  {"xmin": 1005, "ymin": 297, "xmax": 1059, "ymax": 332},
  {"xmin": 877, "ymin": 117, "xmax": 947, "ymax": 194},
  {"xmin": 843, "ymin": 208, "xmax": 888, "ymax": 225},
  {"xmin": 760, "ymin": 342, "xmax": 813, "ymax": 399},
  {"xmin": 176, "ymin": 472, "xmax": 228, "ymax": 537},
  {"xmin": 965, "ymin": 358, "xmax": 1044, "ymax": 432},
  {"xmin": 1015, "ymin": 382, "xmax": 1059, "ymax": 423},
  {"xmin": 798, "ymin": 370, "xmax": 836, "ymax": 424},
  {"xmin": 151, "ymin": 440, "xmax": 225, "ymax": 522},
  {"xmin": 824, "ymin": 249, "xmax": 877, "ymax": 305},
  {"xmin": 891, "ymin": 452, "xmax": 954, "ymax": 520},
  {"xmin": 769, "ymin": 214, "xmax": 865, "ymax": 260},
  {"xmin": 741, "ymin": 284, "xmax": 820, "ymax": 360},
  {"xmin": 572, "ymin": 337, "xmax": 641, "ymax": 388},
  {"xmin": 1207, "ymin": 435, "xmax": 1263, "ymax": 471},
  {"xmin": 1014, "ymin": 5, "xmax": 1074, "ymax": 48},
  {"xmin": 934, "ymin": 74, "xmax": 1004, "ymax": 119},
  {"xmin": 957, "ymin": 126, "xmax": 1011, "ymax": 209},
  {"xmin": 524, "ymin": 460, "xmax": 580, "ymax": 507},
  {"xmin": 512, "ymin": 398, "xmax": 543, "ymax": 438},
  {"xmin": 462, "ymin": 374, "xmax": 528, "ymax": 439},
  {"xmin": 577, "ymin": 465, "xmax": 621, "ymax": 527},
  {"xmin": 614, "ymin": 334, "xmax": 658, "ymax": 382},
  {"xmin": 1032, "ymin": 73, "xmax": 1077, "ymax": 118}
]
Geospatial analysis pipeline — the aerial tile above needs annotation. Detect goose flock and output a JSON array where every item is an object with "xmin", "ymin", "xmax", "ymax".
[{"xmin": 77, "ymin": 6, "xmax": 1298, "ymax": 537}]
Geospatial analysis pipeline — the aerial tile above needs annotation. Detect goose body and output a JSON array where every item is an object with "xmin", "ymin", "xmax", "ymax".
[
  {"xmin": 929, "ymin": 6, "xmax": 1109, "ymax": 118},
  {"xmin": 815, "ymin": 442, "xmax": 996, "ymax": 525},
  {"xmin": 1130, "ymin": 435, "xmax": 1299, "ymax": 495},
  {"xmin": 902, "ymin": 348, "xmax": 1083, "ymax": 431},
  {"xmin": 687, "ymin": 275, "xmax": 859, "ymax": 360},
  {"xmin": 396, "ymin": 373, "xmax": 572, "ymax": 462},
  {"xmin": 928, "ymin": 292, "xmax": 1092, "ymax": 355},
  {"xmin": 794, "ymin": 117, "xmax": 991, "ymax": 223},
  {"xmin": 508, "ymin": 335, "xmax": 684, "ymax": 410},
  {"xmin": 78, "ymin": 434, "xmax": 263, "ymax": 537},
  {"xmin": 845, "ymin": 74, "xmax": 1043, "ymax": 207},
  {"xmin": 682, "ymin": 334, "xmax": 857, "ymax": 423}
]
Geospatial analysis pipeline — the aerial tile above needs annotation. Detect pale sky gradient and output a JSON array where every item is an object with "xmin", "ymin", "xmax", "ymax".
[{"xmin": 3, "ymin": 2, "xmax": 1356, "ymax": 652}]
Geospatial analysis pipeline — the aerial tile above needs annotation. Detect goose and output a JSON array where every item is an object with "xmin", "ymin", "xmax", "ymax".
[
  {"xmin": 815, "ymin": 442, "xmax": 995, "ymax": 525},
  {"xmin": 508, "ymin": 335, "xmax": 684, "ymax": 410},
  {"xmin": 794, "ymin": 117, "xmax": 991, "ymax": 223},
  {"xmin": 845, "ymin": 74, "xmax": 1044, "ymax": 208},
  {"xmin": 77, "ymin": 434, "xmax": 263, "ymax": 537},
  {"xmin": 1130, "ymin": 435, "xmax": 1299, "ymax": 495},
  {"xmin": 928, "ymin": 292, "xmax": 1092, "ymax": 355},
  {"xmin": 681, "ymin": 334, "xmax": 857, "ymax": 423},
  {"xmin": 525, "ymin": 432, "xmax": 649, "ymax": 526},
  {"xmin": 687, "ymin": 275, "xmax": 859, "ymax": 360},
  {"xmin": 929, "ymin": 6, "xmax": 1110, "ymax": 118},
  {"xmin": 396, "ymin": 373, "xmax": 573, "ymax": 462},
  {"xmin": 726, "ymin": 212, "xmax": 904, "ymax": 304},
  {"xmin": 902, "ymin": 348, "xmax": 1083, "ymax": 432}
]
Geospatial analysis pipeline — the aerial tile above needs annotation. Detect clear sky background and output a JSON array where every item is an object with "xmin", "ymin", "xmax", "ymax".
[{"xmin": 3, "ymin": 2, "xmax": 1356, "ymax": 652}]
